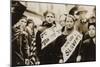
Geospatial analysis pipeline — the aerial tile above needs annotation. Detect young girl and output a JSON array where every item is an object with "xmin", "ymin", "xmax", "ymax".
[
  {"xmin": 36, "ymin": 11, "xmax": 60, "ymax": 64},
  {"xmin": 55, "ymin": 14, "xmax": 83, "ymax": 63},
  {"xmin": 77, "ymin": 23, "xmax": 96, "ymax": 62}
]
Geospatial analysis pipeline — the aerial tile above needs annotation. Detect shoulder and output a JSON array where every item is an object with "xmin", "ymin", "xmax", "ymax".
[
  {"xmin": 56, "ymin": 34, "xmax": 66, "ymax": 41},
  {"xmin": 37, "ymin": 26, "xmax": 47, "ymax": 32},
  {"xmin": 83, "ymin": 39, "xmax": 90, "ymax": 44}
]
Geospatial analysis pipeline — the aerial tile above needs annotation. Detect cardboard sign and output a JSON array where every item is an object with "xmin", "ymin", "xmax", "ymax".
[
  {"xmin": 61, "ymin": 30, "xmax": 83, "ymax": 62},
  {"xmin": 40, "ymin": 24, "xmax": 62, "ymax": 49}
]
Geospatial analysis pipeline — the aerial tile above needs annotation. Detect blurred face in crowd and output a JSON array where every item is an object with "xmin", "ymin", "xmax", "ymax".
[
  {"xmin": 89, "ymin": 17, "xmax": 96, "ymax": 23},
  {"xmin": 19, "ymin": 18, "xmax": 27, "ymax": 29},
  {"xmin": 28, "ymin": 22, "xmax": 33, "ymax": 29},
  {"xmin": 59, "ymin": 15, "xmax": 66, "ymax": 27},
  {"xmin": 65, "ymin": 16, "xmax": 75, "ymax": 29},
  {"xmin": 88, "ymin": 25, "xmax": 95, "ymax": 38},
  {"xmin": 92, "ymin": 17, "xmax": 96, "ymax": 23},
  {"xmin": 27, "ymin": 20, "xmax": 34, "ymax": 29},
  {"xmin": 26, "ymin": 20, "xmax": 34, "ymax": 35},
  {"xmin": 45, "ymin": 13, "xmax": 55, "ymax": 24},
  {"xmin": 77, "ymin": 11, "xmax": 87, "ymax": 24}
]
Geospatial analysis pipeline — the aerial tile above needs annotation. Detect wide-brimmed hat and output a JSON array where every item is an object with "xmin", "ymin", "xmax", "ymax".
[{"xmin": 76, "ymin": 7, "xmax": 87, "ymax": 15}]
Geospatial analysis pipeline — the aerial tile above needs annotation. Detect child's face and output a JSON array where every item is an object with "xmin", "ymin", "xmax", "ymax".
[
  {"xmin": 88, "ymin": 25, "xmax": 95, "ymax": 37},
  {"xmin": 59, "ymin": 15, "xmax": 66, "ymax": 27},
  {"xmin": 45, "ymin": 13, "xmax": 55, "ymax": 24},
  {"xmin": 19, "ymin": 18, "xmax": 27, "ymax": 29},
  {"xmin": 65, "ymin": 17, "xmax": 74, "ymax": 29}
]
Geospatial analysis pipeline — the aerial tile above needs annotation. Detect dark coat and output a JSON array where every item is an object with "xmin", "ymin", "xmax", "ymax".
[
  {"xmin": 55, "ymin": 34, "xmax": 82, "ymax": 63},
  {"xmin": 36, "ymin": 21, "xmax": 58, "ymax": 64},
  {"xmin": 79, "ymin": 38, "xmax": 96, "ymax": 62}
]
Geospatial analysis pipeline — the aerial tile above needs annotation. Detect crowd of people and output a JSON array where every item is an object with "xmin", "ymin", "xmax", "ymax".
[{"xmin": 12, "ymin": 5, "xmax": 96, "ymax": 66}]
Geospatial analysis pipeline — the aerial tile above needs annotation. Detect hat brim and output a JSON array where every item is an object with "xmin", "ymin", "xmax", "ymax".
[{"xmin": 76, "ymin": 10, "xmax": 87, "ymax": 15}]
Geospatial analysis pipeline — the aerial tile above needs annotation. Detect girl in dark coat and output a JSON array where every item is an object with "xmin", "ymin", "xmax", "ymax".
[
  {"xmin": 77, "ymin": 23, "xmax": 96, "ymax": 62},
  {"xmin": 36, "ymin": 11, "xmax": 59, "ymax": 64},
  {"xmin": 55, "ymin": 14, "xmax": 83, "ymax": 63}
]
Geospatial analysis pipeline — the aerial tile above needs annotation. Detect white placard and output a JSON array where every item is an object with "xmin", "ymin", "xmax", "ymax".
[
  {"xmin": 61, "ymin": 30, "xmax": 83, "ymax": 62},
  {"xmin": 40, "ymin": 24, "xmax": 62, "ymax": 49}
]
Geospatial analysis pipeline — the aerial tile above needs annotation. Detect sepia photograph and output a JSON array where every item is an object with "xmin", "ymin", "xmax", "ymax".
[{"xmin": 11, "ymin": 0, "xmax": 96, "ymax": 66}]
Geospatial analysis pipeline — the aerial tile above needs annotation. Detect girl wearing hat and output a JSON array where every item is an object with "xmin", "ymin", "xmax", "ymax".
[{"xmin": 55, "ymin": 14, "xmax": 83, "ymax": 63}]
